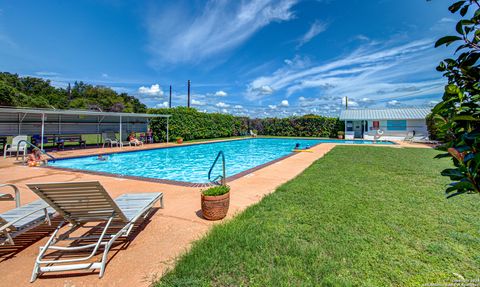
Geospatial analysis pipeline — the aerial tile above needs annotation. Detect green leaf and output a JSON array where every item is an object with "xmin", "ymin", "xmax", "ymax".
[
  {"xmin": 449, "ymin": 1, "xmax": 466, "ymax": 13},
  {"xmin": 460, "ymin": 5, "xmax": 469, "ymax": 16},
  {"xmin": 441, "ymin": 168, "xmax": 465, "ymax": 180},
  {"xmin": 461, "ymin": 53, "xmax": 480, "ymax": 67},
  {"xmin": 452, "ymin": 115, "xmax": 480, "ymax": 121},
  {"xmin": 435, "ymin": 36, "xmax": 463, "ymax": 48},
  {"xmin": 456, "ymin": 21, "xmax": 464, "ymax": 34}
]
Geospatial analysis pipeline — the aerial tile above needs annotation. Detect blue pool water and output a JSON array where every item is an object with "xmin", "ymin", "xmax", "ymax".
[{"xmin": 49, "ymin": 138, "xmax": 394, "ymax": 183}]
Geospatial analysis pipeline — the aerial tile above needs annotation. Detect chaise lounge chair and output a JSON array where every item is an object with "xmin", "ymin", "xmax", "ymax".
[
  {"xmin": 249, "ymin": 130, "xmax": 257, "ymax": 137},
  {"xmin": 411, "ymin": 136, "xmax": 440, "ymax": 145},
  {"xmin": 403, "ymin": 131, "xmax": 415, "ymax": 142},
  {"xmin": 26, "ymin": 181, "xmax": 163, "ymax": 282},
  {"xmin": 0, "ymin": 184, "xmax": 54, "ymax": 245}
]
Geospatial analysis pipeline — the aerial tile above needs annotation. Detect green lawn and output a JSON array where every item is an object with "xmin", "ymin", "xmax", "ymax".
[{"xmin": 156, "ymin": 146, "xmax": 480, "ymax": 287}]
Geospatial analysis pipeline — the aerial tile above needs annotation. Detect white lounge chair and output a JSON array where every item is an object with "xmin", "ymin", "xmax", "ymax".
[
  {"xmin": 4, "ymin": 135, "xmax": 28, "ymax": 158},
  {"xmin": 0, "ymin": 184, "xmax": 54, "ymax": 245},
  {"xmin": 403, "ymin": 131, "xmax": 415, "ymax": 142},
  {"xmin": 249, "ymin": 130, "xmax": 257, "ymax": 137},
  {"xmin": 27, "ymin": 181, "xmax": 163, "ymax": 282},
  {"xmin": 412, "ymin": 136, "xmax": 440, "ymax": 145}
]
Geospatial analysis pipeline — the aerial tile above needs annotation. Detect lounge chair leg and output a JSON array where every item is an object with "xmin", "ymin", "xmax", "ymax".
[
  {"xmin": 2, "ymin": 230, "xmax": 14, "ymax": 245},
  {"xmin": 30, "ymin": 263, "xmax": 40, "ymax": 282}
]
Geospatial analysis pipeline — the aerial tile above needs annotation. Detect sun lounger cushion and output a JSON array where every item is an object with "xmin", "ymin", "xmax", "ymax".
[
  {"xmin": 0, "ymin": 200, "xmax": 54, "ymax": 230},
  {"xmin": 114, "ymin": 193, "xmax": 162, "ymax": 221}
]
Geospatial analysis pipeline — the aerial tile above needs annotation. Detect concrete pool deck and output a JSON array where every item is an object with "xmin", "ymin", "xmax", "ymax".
[{"xmin": 0, "ymin": 139, "xmax": 431, "ymax": 286}]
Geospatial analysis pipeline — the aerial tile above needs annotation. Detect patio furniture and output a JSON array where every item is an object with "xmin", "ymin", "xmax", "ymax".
[
  {"xmin": 27, "ymin": 181, "xmax": 163, "ymax": 282},
  {"xmin": 0, "ymin": 184, "xmax": 54, "ymax": 245},
  {"xmin": 345, "ymin": 131, "xmax": 355, "ymax": 140},
  {"xmin": 101, "ymin": 132, "xmax": 119, "ymax": 148},
  {"xmin": 3, "ymin": 135, "xmax": 28, "ymax": 158},
  {"xmin": 411, "ymin": 136, "xmax": 440, "ymax": 145},
  {"xmin": 54, "ymin": 135, "xmax": 87, "ymax": 149},
  {"xmin": 403, "ymin": 131, "xmax": 415, "ymax": 142},
  {"xmin": 249, "ymin": 130, "xmax": 257, "ymax": 137}
]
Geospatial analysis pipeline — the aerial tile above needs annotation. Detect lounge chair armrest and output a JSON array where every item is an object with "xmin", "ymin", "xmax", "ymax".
[{"xmin": 0, "ymin": 184, "xmax": 20, "ymax": 207}]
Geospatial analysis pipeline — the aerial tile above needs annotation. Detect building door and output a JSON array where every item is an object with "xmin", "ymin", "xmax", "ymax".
[{"xmin": 353, "ymin": 121, "xmax": 363, "ymax": 138}]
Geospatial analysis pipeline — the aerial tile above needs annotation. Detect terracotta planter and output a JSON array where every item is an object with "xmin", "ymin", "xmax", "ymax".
[
  {"xmin": 201, "ymin": 192, "xmax": 230, "ymax": 220},
  {"xmin": 338, "ymin": 135, "xmax": 344, "ymax": 139},
  {"xmin": 176, "ymin": 138, "xmax": 183, "ymax": 144}
]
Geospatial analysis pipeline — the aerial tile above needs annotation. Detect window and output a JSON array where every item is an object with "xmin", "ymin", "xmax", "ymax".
[
  {"xmin": 372, "ymin": 121, "xmax": 379, "ymax": 129},
  {"xmin": 346, "ymin": 121, "xmax": 353, "ymax": 132},
  {"xmin": 387, "ymin": 120, "xmax": 407, "ymax": 131}
]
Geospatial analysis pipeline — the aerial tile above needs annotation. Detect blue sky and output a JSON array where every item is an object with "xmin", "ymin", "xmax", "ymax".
[{"xmin": 0, "ymin": 0, "xmax": 458, "ymax": 117}]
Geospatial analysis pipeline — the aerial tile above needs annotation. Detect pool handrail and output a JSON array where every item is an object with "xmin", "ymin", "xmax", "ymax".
[{"xmin": 208, "ymin": 151, "xmax": 226, "ymax": 185}]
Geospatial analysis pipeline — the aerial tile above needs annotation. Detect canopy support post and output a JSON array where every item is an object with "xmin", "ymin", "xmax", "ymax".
[
  {"xmin": 166, "ymin": 117, "xmax": 169, "ymax": 144},
  {"xmin": 41, "ymin": 113, "xmax": 45, "ymax": 151},
  {"xmin": 119, "ymin": 115, "xmax": 122, "ymax": 148}
]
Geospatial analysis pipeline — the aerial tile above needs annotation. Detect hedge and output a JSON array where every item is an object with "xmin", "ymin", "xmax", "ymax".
[{"xmin": 148, "ymin": 107, "xmax": 343, "ymax": 141}]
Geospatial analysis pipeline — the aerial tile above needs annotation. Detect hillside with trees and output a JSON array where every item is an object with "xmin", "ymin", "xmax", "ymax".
[{"xmin": 0, "ymin": 72, "xmax": 146, "ymax": 113}]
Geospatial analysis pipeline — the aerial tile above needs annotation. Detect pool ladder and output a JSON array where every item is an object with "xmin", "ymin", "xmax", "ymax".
[
  {"xmin": 16, "ymin": 140, "xmax": 56, "ymax": 162},
  {"xmin": 208, "ymin": 151, "xmax": 226, "ymax": 185}
]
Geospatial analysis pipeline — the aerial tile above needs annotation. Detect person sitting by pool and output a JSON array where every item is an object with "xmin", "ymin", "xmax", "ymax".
[
  {"xmin": 128, "ymin": 132, "xmax": 144, "ymax": 146},
  {"xmin": 294, "ymin": 143, "xmax": 300, "ymax": 150},
  {"xmin": 27, "ymin": 148, "xmax": 47, "ymax": 167}
]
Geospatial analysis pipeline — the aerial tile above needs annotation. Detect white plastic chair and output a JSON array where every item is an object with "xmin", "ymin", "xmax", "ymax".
[{"xmin": 3, "ymin": 135, "xmax": 28, "ymax": 158}]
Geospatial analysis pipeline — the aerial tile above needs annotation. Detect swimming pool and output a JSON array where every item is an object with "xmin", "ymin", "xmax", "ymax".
[{"xmin": 49, "ymin": 138, "xmax": 394, "ymax": 184}]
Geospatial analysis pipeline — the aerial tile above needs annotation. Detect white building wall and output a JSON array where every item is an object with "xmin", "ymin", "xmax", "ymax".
[{"xmin": 362, "ymin": 118, "xmax": 428, "ymax": 141}]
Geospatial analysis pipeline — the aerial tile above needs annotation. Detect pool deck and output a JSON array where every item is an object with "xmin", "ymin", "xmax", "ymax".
[{"xmin": 0, "ymin": 138, "xmax": 432, "ymax": 286}]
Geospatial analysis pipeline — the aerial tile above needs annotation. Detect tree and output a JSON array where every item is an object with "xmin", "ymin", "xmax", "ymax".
[{"xmin": 431, "ymin": 0, "xmax": 480, "ymax": 197}]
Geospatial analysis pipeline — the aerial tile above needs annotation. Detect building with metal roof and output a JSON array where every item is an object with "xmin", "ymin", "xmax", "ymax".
[
  {"xmin": 0, "ymin": 107, "xmax": 171, "ymax": 150},
  {"xmin": 339, "ymin": 108, "xmax": 431, "ymax": 140}
]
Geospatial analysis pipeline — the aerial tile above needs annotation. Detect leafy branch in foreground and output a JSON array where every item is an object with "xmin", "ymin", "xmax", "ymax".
[{"xmin": 431, "ymin": 0, "xmax": 480, "ymax": 198}]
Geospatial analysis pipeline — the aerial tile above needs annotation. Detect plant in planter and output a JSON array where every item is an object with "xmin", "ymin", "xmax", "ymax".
[
  {"xmin": 176, "ymin": 137, "xmax": 183, "ymax": 144},
  {"xmin": 337, "ymin": 131, "xmax": 345, "ymax": 139},
  {"xmin": 201, "ymin": 185, "xmax": 230, "ymax": 220}
]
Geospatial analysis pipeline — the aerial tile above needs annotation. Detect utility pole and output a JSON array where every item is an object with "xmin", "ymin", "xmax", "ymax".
[
  {"xmin": 169, "ymin": 85, "xmax": 172, "ymax": 108},
  {"xmin": 345, "ymin": 96, "xmax": 348, "ymax": 110},
  {"xmin": 187, "ymin": 80, "xmax": 191, "ymax": 108}
]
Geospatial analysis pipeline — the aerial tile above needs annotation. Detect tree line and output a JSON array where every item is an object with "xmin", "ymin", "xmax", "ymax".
[{"xmin": 0, "ymin": 72, "xmax": 146, "ymax": 113}]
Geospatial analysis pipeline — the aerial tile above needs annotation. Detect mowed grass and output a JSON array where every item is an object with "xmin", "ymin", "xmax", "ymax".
[{"xmin": 156, "ymin": 146, "xmax": 480, "ymax": 287}]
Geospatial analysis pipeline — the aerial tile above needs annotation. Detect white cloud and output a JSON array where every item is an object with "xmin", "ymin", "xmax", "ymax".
[
  {"xmin": 101, "ymin": 73, "xmax": 109, "ymax": 78},
  {"xmin": 388, "ymin": 100, "xmax": 400, "ymax": 106},
  {"xmin": 234, "ymin": 105, "xmax": 243, "ymax": 109},
  {"xmin": 297, "ymin": 20, "xmax": 327, "ymax": 48},
  {"xmin": 245, "ymin": 38, "xmax": 445, "ymax": 107},
  {"xmin": 156, "ymin": 102, "xmax": 169, "ymax": 108},
  {"xmin": 192, "ymin": 99, "xmax": 205, "ymax": 106},
  {"xmin": 147, "ymin": 0, "xmax": 298, "ymax": 64},
  {"xmin": 439, "ymin": 17, "xmax": 455, "ymax": 23},
  {"xmin": 215, "ymin": 90, "xmax": 228, "ymax": 97},
  {"xmin": 355, "ymin": 34, "xmax": 370, "ymax": 41},
  {"xmin": 268, "ymin": 105, "xmax": 277, "ymax": 110},
  {"xmin": 35, "ymin": 71, "xmax": 60, "ymax": 77},
  {"xmin": 280, "ymin": 100, "xmax": 289, "ymax": 107},
  {"xmin": 138, "ymin": 84, "xmax": 164, "ymax": 97},
  {"xmin": 216, "ymin": 102, "xmax": 230, "ymax": 108},
  {"xmin": 342, "ymin": 96, "xmax": 358, "ymax": 107}
]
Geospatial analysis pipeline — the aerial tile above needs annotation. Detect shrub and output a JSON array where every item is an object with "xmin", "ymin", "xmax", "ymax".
[
  {"xmin": 148, "ymin": 107, "xmax": 343, "ymax": 142},
  {"xmin": 202, "ymin": 185, "xmax": 230, "ymax": 196}
]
